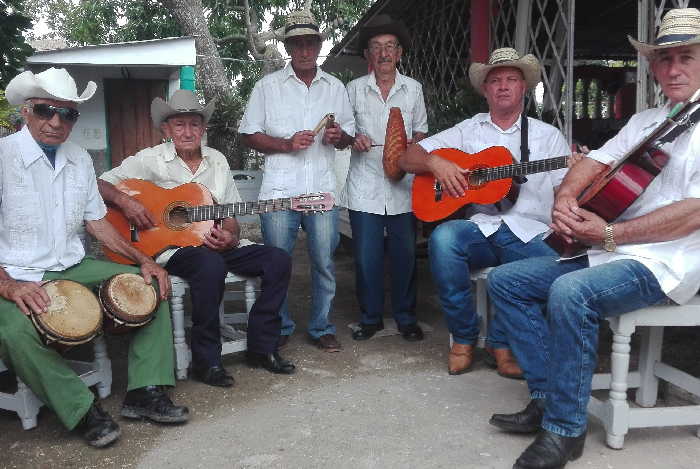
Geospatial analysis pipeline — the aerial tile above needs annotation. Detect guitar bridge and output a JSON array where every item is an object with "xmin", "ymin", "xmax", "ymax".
[{"xmin": 434, "ymin": 181, "xmax": 443, "ymax": 202}]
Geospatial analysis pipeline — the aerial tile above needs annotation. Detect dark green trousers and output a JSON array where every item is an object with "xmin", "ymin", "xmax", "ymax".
[{"xmin": 0, "ymin": 258, "xmax": 174, "ymax": 430}]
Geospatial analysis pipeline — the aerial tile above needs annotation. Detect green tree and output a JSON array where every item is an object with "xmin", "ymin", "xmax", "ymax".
[{"xmin": 1, "ymin": 0, "xmax": 34, "ymax": 88}]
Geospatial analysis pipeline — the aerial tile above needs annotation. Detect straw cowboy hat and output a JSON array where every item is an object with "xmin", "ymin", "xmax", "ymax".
[
  {"xmin": 468, "ymin": 48, "xmax": 541, "ymax": 95},
  {"xmin": 5, "ymin": 67, "xmax": 96, "ymax": 105},
  {"xmin": 150, "ymin": 89, "xmax": 216, "ymax": 127},
  {"xmin": 359, "ymin": 14, "xmax": 411, "ymax": 50},
  {"xmin": 283, "ymin": 9, "xmax": 322, "ymax": 41},
  {"xmin": 629, "ymin": 8, "xmax": 700, "ymax": 58}
]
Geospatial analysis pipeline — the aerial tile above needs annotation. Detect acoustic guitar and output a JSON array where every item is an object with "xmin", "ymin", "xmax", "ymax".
[
  {"xmin": 412, "ymin": 146, "xmax": 569, "ymax": 222},
  {"xmin": 104, "ymin": 179, "xmax": 334, "ymax": 264}
]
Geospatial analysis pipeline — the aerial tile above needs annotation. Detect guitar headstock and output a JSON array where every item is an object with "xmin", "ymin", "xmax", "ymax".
[{"xmin": 290, "ymin": 193, "xmax": 335, "ymax": 212}]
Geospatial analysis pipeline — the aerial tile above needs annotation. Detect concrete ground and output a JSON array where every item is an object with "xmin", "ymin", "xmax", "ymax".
[{"xmin": 2, "ymin": 226, "xmax": 700, "ymax": 469}]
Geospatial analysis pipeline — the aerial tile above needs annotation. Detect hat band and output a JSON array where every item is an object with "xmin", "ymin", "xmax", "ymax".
[
  {"xmin": 285, "ymin": 23, "xmax": 320, "ymax": 34},
  {"xmin": 655, "ymin": 33, "xmax": 700, "ymax": 45},
  {"xmin": 490, "ymin": 57, "xmax": 519, "ymax": 64}
]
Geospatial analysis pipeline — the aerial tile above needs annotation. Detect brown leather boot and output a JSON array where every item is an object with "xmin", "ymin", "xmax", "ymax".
[
  {"xmin": 448, "ymin": 343, "xmax": 474, "ymax": 375},
  {"xmin": 487, "ymin": 346, "xmax": 524, "ymax": 380}
]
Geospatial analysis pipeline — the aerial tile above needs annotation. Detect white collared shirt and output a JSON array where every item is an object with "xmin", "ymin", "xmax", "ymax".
[
  {"xmin": 0, "ymin": 126, "xmax": 107, "ymax": 281},
  {"xmin": 238, "ymin": 63, "xmax": 355, "ymax": 199},
  {"xmin": 341, "ymin": 71, "xmax": 429, "ymax": 215},
  {"xmin": 99, "ymin": 141, "xmax": 251, "ymax": 264},
  {"xmin": 419, "ymin": 113, "xmax": 570, "ymax": 242},
  {"xmin": 586, "ymin": 105, "xmax": 700, "ymax": 304}
]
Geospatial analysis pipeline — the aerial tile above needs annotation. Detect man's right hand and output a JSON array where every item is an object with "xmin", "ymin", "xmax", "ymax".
[
  {"xmin": 0, "ymin": 279, "xmax": 50, "ymax": 316},
  {"xmin": 426, "ymin": 154, "xmax": 470, "ymax": 198},
  {"xmin": 119, "ymin": 195, "xmax": 157, "ymax": 230},
  {"xmin": 352, "ymin": 133, "xmax": 372, "ymax": 152},
  {"xmin": 287, "ymin": 130, "xmax": 316, "ymax": 152}
]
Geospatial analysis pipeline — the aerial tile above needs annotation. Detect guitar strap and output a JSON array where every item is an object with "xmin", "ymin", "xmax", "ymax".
[{"xmin": 515, "ymin": 110, "xmax": 529, "ymax": 183}]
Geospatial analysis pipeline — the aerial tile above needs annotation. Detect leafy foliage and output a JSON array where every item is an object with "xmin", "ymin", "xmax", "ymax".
[{"xmin": 1, "ymin": 0, "xmax": 34, "ymax": 88}]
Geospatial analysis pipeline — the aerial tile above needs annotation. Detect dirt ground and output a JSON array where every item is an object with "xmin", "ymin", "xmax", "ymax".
[{"xmin": 1, "ymin": 225, "xmax": 700, "ymax": 468}]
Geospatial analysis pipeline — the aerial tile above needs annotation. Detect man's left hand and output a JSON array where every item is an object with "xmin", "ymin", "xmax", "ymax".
[
  {"xmin": 203, "ymin": 225, "xmax": 239, "ymax": 252},
  {"xmin": 551, "ymin": 206, "xmax": 607, "ymax": 246},
  {"xmin": 322, "ymin": 122, "xmax": 342, "ymax": 146},
  {"xmin": 140, "ymin": 261, "xmax": 170, "ymax": 300}
]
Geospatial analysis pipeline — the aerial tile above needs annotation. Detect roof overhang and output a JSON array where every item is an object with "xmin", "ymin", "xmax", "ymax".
[{"xmin": 26, "ymin": 36, "xmax": 197, "ymax": 67}]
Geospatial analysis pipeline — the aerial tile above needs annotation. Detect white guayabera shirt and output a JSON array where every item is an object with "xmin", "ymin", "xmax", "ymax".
[
  {"xmin": 341, "ymin": 71, "xmax": 429, "ymax": 215},
  {"xmin": 419, "ymin": 113, "xmax": 570, "ymax": 242},
  {"xmin": 0, "ymin": 126, "xmax": 107, "ymax": 281}
]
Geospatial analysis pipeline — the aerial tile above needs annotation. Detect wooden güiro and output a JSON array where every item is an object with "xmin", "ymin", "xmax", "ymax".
[{"xmin": 382, "ymin": 107, "xmax": 408, "ymax": 180}]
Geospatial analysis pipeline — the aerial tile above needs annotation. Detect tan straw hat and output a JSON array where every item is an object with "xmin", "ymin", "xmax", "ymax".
[
  {"xmin": 283, "ymin": 9, "xmax": 321, "ymax": 41},
  {"xmin": 5, "ymin": 67, "xmax": 96, "ymax": 105},
  {"xmin": 629, "ymin": 8, "xmax": 700, "ymax": 58},
  {"xmin": 150, "ymin": 89, "xmax": 215, "ymax": 127},
  {"xmin": 468, "ymin": 48, "xmax": 541, "ymax": 95}
]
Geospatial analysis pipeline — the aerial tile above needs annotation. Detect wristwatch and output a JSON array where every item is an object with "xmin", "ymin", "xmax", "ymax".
[{"xmin": 603, "ymin": 224, "xmax": 616, "ymax": 252}]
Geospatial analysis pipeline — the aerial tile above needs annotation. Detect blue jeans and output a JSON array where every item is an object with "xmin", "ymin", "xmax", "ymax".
[
  {"xmin": 348, "ymin": 210, "xmax": 417, "ymax": 327},
  {"xmin": 428, "ymin": 221, "xmax": 557, "ymax": 348},
  {"xmin": 260, "ymin": 208, "xmax": 339, "ymax": 339},
  {"xmin": 487, "ymin": 256, "xmax": 667, "ymax": 437}
]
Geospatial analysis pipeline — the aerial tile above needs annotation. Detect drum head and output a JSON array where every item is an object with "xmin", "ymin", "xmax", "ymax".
[
  {"xmin": 101, "ymin": 273, "xmax": 157, "ymax": 325},
  {"xmin": 38, "ymin": 280, "xmax": 103, "ymax": 343}
]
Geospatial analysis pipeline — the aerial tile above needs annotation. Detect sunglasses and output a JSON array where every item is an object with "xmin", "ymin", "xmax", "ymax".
[{"xmin": 27, "ymin": 103, "xmax": 81, "ymax": 123}]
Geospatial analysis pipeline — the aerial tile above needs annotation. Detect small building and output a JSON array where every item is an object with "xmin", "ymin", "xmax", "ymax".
[{"xmin": 23, "ymin": 37, "xmax": 197, "ymax": 174}]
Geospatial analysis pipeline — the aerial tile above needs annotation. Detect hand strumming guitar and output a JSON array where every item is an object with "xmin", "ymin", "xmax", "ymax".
[{"xmin": 425, "ymin": 153, "xmax": 470, "ymax": 198}]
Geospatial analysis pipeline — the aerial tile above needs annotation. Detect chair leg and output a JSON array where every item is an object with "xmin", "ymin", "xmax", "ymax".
[
  {"xmin": 475, "ymin": 278, "xmax": 488, "ymax": 349},
  {"xmin": 93, "ymin": 335, "xmax": 112, "ymax": 399},
  {"xmin": 635, "ymin": 326, "xmax": 663, "ymax": 407},
  {"xmin": 170, "ymin": 292, "xmax": 190, "ymax": 380},
  {"xmin": 605, "ymin": 329, "xmax": 633, "ymax": 449},
  {"xmin": 15, "ymin": 378, "xmax": 41, "ymax": 430}
]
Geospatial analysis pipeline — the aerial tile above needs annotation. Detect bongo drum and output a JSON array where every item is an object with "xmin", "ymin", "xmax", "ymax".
[
  {"xmin": 99, "ymin": 273, "xmax": 157, "ymax": 332},
  {"xmin": 31, "ymin": 280, "xmax": 103, "ymax": 346}
]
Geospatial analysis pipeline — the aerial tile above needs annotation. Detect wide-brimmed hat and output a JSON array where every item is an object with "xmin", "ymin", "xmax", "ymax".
[
  {"xmin": 468, "ymin": 48, "xmax": 541, "ymax": 95},
  {"xmin": 359, "ymin": 14, "xmax": 411, "ymax": 50},
  {"xmin": 629, "ymin": 8, "xmax": 700, "ymax": 58},
  {"xmin": 5, "ymin": 67, "xmax": 96, "ymax": 105},
  {"xmin": 283, "ymin": 9, "xmax": 321, "ymax": 41},
  {"xmin": 151, "ymin": 89, "xmax": 216, "ymax": 127}
]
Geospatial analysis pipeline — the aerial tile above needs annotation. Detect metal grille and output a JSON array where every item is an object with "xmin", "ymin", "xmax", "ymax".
[
  {"xmin": 400, "ymin": 0, "xmax": 471, "ymax": 120},
  {"xmin": 491, "ymin": 0, "xmax": 574, "ymax": 142}
]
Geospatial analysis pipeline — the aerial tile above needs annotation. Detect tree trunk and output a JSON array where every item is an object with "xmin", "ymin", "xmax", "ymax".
[{"xmin": 161, "ymin": 0, "xmax": 230, "ymax": 103}]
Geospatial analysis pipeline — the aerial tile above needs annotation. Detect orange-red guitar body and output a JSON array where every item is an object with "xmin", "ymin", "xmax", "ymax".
[
  {"xmin": 104, "ymin": 180, "xmax": 215, "ymax": 264},
  {"xmin": 412, "ymin": 147, "xmax": 513, "ymax": 222}
]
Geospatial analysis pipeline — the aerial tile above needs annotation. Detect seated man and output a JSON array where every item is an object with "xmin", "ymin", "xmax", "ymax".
[
  {"xmin": 99, "ymin": 90, "xmax": 294, "ymax": 388},
  {"xmin": 487, "ymin": 8, "xmax": 700, "ymax": 468},
  {"xmin": 399, "ymin": 48, "xmax": 570, "ymax": 377},
  {"xmin": 0, "ymin": 68, "xmax": 188, "ymax": 448}
]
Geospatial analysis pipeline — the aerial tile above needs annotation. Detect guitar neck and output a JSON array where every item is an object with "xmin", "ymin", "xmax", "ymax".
[
  {"xmin": 187, "ymin": 197, "xmax": 292, "ymax": 222},
  {"xmin": 476, "ymin": 155, "xmax": 570, "ymax": 183}
]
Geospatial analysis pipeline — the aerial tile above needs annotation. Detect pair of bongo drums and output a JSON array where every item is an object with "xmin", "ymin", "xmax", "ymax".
[{"xmin": 30, "ymin": 273, "xmax": 158, "ymax": 347}]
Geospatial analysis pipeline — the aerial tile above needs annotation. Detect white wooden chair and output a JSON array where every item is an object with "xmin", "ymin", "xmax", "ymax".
[
  {"xmin": 0, "ymin": 335, "xmax": 112, "ymax": 430},
  {"xmin": 169, "ymin": 273, "xmax": 260, "ymax": 380},
  {"xmin": 588, "ymin": 295, "xmax": 700, "ymax": 449},
  {"xmin": 448, "ymin": 267, "xmax": 494, "ymax": 348}
]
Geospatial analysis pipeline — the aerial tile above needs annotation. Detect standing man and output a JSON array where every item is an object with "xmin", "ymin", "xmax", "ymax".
[
  {"xmin": 487, "ymin": 8, "xmax": 700, "ymax": 468},
  {"xmin": 343, "ymin": 15, "xmax": 428, "ymax": 342},
  {"xmin": 0, "ymin": 68, "xmax": 188, "ymax": 447},
  {"xmin": 399, "ymin": 48, "xmax": 570, "ymax": 377},
  {"xmin": 99, "ymin": 90, "xmax": 295, "ymax": 388},
  {"xmin": 239, "ymin": 9, "xmax": 354, "ymax": 352}
]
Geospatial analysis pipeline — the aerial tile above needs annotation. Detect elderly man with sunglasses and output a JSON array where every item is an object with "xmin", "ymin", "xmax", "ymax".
[{"xmin": 0, "ymin": 68, "xmax": 188, "ymax": 448}]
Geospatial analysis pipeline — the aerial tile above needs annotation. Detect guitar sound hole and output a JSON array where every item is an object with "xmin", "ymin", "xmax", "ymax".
[{"xmin": 168, "ymin": 206, "xmax": 190, "ymax": 230}]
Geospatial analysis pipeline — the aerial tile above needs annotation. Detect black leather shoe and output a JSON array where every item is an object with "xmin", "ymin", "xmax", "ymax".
[
  {"xmin": 76, "ymin": 402, "xmax": 121, "ymax": 448},
  {"xmin": 514, "ymin": 429, "xmax": 586, "ymax": 469},
  {"xmin": 399, "ymin": 323, "xmax": 424, "ymax": 342},
  {"xmin": 352, "ymin": 321, "xmax": 384, "ymax": 341},
  {"xmin": 490, "ymin": 399, "xmax": 545, "ymax": 433},
  {"xmin": 121, "ymin": 385, "xmax": 189, "ymax": 423},
  {"xmin": 246, "ymin": 351, "xmax": 296, "ymax": 374},
  {"xmin": 193, "ymin": 365, "xmax": 235, "ymax": 388}
]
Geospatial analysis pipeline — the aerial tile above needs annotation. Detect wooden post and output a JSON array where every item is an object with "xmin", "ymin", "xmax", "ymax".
[{"xmin": 470, "ymin": 0, "xmax": 491, "ymax": 63}]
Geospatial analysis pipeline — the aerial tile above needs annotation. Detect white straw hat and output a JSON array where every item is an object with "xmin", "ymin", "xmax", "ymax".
[
  {"xmin": 468, "ymin": 48, "xmax": 541, "ymax": 95},
  {"xmin": 5, "ymin": 67, "xmax": 96, "ymax": 105},
  {"xmin": 283, "ymin": 9, "xmax": 321, "ymax": 41},
  {"xmin": 629, "ymin": 8, "xmax": 700, "ymax": 58}
]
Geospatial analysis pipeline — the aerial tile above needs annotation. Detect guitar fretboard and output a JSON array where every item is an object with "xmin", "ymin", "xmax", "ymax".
[
  {"xmin": 186, "ymin": 198, "xmax": 293, "ymax": 222},
  {"xmin": 471, "ymin": 156, "xmax": 570, "ymax": 184}
]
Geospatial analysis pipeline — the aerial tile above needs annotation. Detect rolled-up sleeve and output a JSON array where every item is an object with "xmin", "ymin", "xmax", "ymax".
[
  {"xmin": 238, "ymin": 82, "xmax": 266, "ymax": 135},
  {"xmin": 99, "ymin": 150, "xmax": 148, "ymax": 184},
  {"xmin": 335, "ymin": 85, "xmax": 356, "ymax": 137},
  {"xmin": 412, "ymin": 85, "xmax": 429, "ymax": 134},
  {"xmin": 84, "ymin": 159, "xmax": 107, "ymax": 221},
  {"xmin": 418, "ymin": 124, "xmax": 464, "ymax": 153}
]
